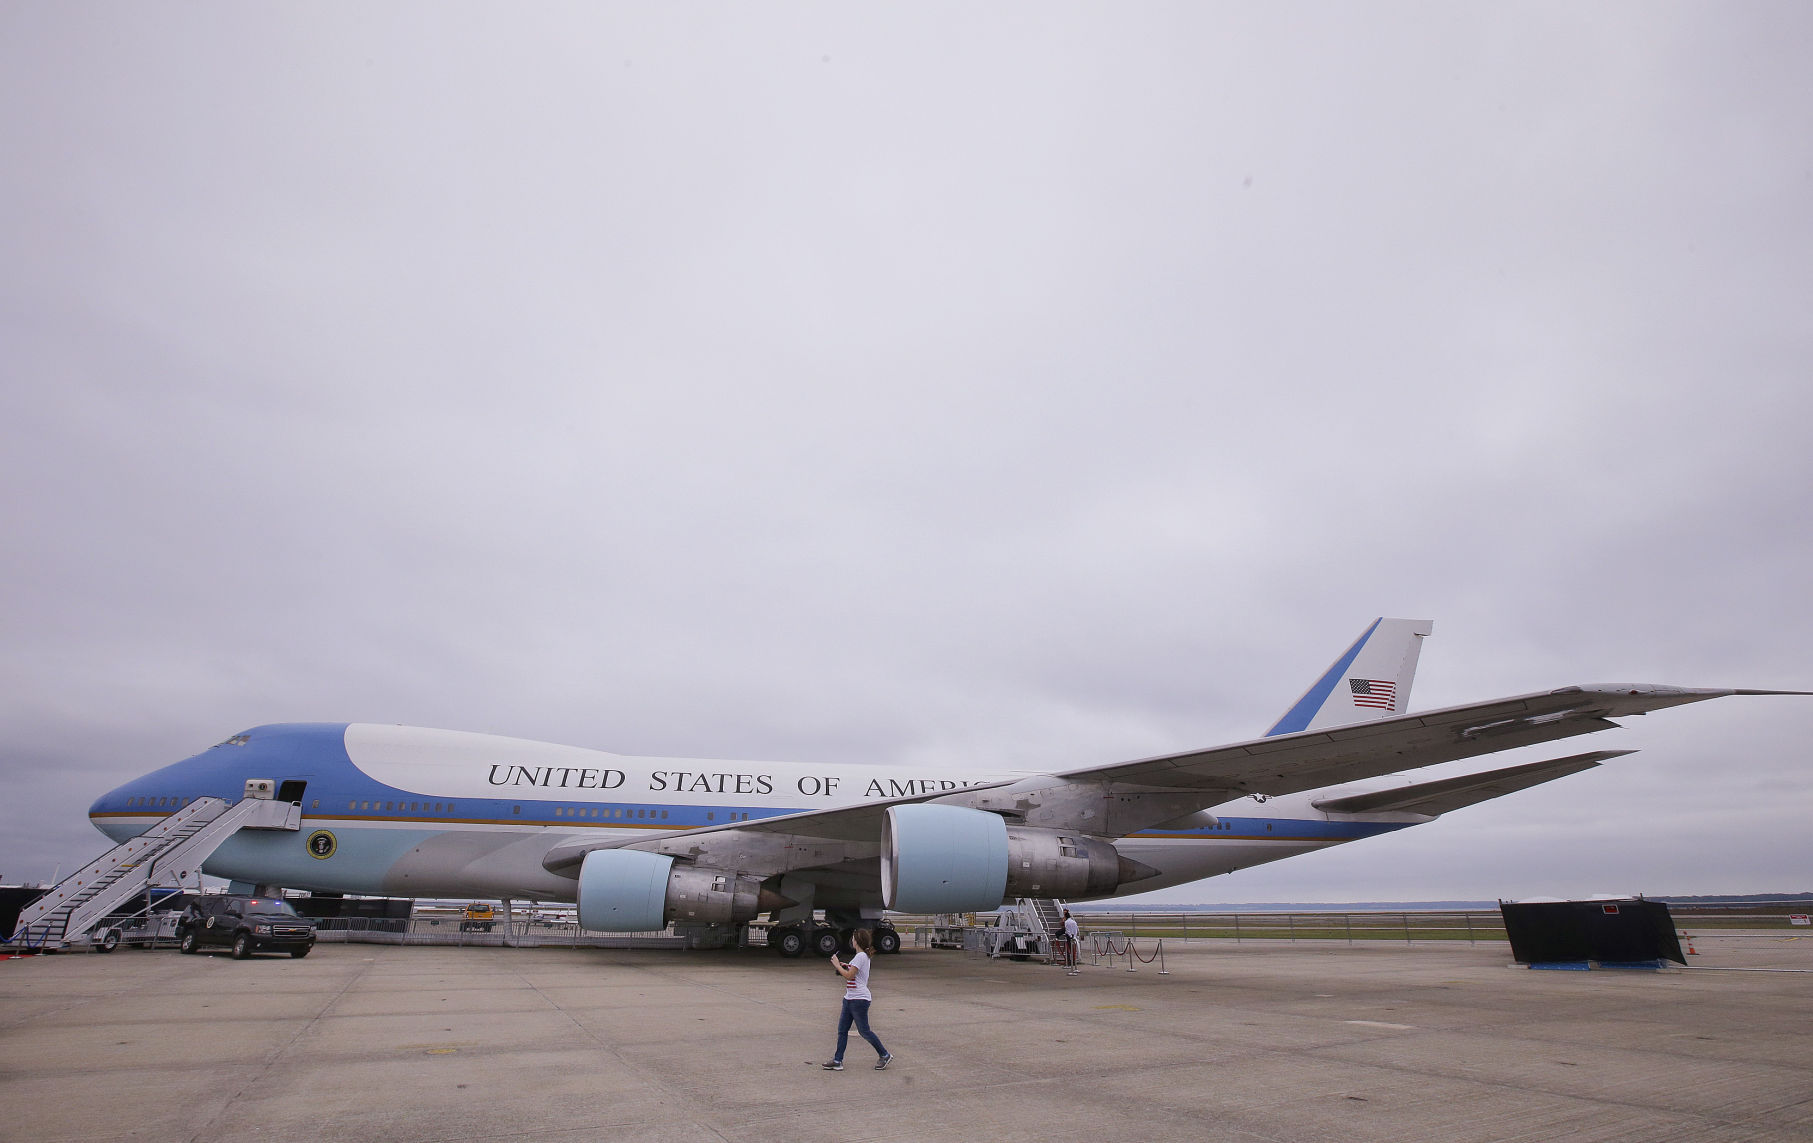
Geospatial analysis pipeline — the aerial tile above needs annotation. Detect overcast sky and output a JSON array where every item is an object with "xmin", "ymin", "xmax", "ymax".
[{"xmin": 4, "ymin": 5, "xmax": 1810, "ymax": 904}]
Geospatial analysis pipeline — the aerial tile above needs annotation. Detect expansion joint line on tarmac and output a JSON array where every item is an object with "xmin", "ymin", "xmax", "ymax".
[
  {"xmin": 511, "ymin": 967, "xmax": 735, "ymax": 1143},
  {"xmin": 183, "ymin": 957, "xmax": 373, "ymax": 1143}
]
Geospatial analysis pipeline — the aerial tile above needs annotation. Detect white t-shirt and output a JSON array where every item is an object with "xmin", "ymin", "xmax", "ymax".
[
  {"xmin": 1064, "ymin": 917, "xmax": 1079, "ymax": 941},
  {"xmin": 844, "ymin": 950, "xmax": 872, "ymax": 1001}
]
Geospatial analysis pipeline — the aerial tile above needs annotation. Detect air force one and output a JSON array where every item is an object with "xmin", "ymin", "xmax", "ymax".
[{"xmin": 67, "ymin": 619, "xmax": 1807, "ymax": 953}]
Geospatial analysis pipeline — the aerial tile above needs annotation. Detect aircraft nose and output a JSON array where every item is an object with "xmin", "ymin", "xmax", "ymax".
[{"xmin": 89, "ymin": 778, "xmax": 137, "ymax": 842}]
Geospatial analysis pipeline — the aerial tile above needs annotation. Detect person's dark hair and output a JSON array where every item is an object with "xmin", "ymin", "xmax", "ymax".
[{"xmin": 852, "ymin": 928, "xmax": 874, "ymax": 953}]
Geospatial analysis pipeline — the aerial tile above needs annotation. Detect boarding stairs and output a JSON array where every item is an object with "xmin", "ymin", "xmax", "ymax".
[
  {"xmin": 985, "ymin": 897, "xmax": 1068, "ymax": 960},
  {"xmin": 7, "ymin": 794, "xmax": 299, "ymax": 951}
]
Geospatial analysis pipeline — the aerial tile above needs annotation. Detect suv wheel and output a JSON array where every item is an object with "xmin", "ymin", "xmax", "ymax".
[
  {"xmin": 178, "ymin": 931, "xmax": 199, "ymax": 955},
  {"xmin": 290, "ymin": 946, "xmax": 311, "ymax": 959},
  {"xmin": 232, "ymin": 932, "xmax": 252, "ymax": 959}
]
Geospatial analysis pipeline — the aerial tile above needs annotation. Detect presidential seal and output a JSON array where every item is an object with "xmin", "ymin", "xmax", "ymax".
[{"xmin": 306, "ymin": 829, "xmax": 337, "ymax": 860}]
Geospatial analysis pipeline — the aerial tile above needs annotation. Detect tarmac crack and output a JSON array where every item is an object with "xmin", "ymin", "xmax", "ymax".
[
  {"xmin": 179, "ymin": 959, "xmax": 373, "ymax": 1143},
  {"xmin": 508, "ymin": 964, "xmax": 736, "ymax": 1143}
]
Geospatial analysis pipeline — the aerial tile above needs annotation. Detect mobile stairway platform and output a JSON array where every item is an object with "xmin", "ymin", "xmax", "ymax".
[{"xmin": 6, "ymin": 786, "xmax": 301, "ymax": 952}]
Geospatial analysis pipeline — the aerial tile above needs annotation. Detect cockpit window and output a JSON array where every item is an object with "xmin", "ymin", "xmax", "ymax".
[{"xmin": 212, "ymin": 734, "xmax": 252, "ymax": 748}]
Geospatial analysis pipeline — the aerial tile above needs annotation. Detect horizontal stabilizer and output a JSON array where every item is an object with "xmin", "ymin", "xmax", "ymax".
[{"xmin": 1311, "ymin": 750, "xmax": 1634, "ymax": 816}]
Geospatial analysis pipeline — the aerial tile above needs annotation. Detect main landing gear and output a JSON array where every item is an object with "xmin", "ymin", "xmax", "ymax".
[{"xmin": 770, "ymin": 921, "xmax": 900, "ymax": 959}]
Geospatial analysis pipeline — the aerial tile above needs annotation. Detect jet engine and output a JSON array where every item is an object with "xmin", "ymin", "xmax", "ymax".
[
  {"xmin": 881, "ymin": 804, "xmax": 1140, "ymax": 912},
  {"xmin": 577, "ymin": 849, "xmax": 772, "ymax": 932}
]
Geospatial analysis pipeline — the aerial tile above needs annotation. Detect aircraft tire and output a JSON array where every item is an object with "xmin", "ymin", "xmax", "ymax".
[
  {"xmin": 874, "ymin": 927, "xmax": 901, "ymax": 955},
  {"xmin": 774, "ymin": 927, "xmax": 805, "ymax": 958},
  {"xmin": 811, "ymin": 927, "xmax": 841, "ymax": 958}
]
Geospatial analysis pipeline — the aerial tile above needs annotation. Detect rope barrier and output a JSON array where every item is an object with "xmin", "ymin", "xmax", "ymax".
[{"xmin": 1086, "ymin": 931, "xmax": 1168, "ymax": 974}]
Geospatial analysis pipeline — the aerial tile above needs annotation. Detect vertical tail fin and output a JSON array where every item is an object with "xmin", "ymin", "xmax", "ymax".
[{"xmin": 1264, "ymin": 618, "xmax": 1434, "ymax": 737}]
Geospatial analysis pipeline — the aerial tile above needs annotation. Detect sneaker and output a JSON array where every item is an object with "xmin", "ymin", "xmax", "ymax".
[
  {"xmin": 821, "ymin": 1060, "xmax": 843, "ymax": 1071},
  {"xmin": 875, "ymin": 1054, "xmax": 892, "ymax": 1070}
]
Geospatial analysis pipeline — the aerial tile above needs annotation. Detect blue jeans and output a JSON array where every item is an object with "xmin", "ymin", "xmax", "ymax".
[{"xmin": 833, "ymin": 998, "xmax": 888, "ymax": 1061}]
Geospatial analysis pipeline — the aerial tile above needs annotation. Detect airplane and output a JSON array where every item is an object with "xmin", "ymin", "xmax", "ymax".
[{"xmin": 77, "ymin": 618, "xmax": 1807, "ymax": 956}]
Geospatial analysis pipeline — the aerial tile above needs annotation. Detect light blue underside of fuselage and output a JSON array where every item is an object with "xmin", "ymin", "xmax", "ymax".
[{"xmin": 91, "ymin": 723, "xmax": 1416, "ymax": 901}]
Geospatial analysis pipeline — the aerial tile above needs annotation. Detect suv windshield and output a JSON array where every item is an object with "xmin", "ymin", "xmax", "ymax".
[{"xmin": 241, "ymin": 898, "xmax": 300, "ymax": 917}]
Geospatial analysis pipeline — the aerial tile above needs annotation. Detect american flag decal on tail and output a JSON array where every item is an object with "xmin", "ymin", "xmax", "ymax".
[{"xmin": 1349, "ymin": 678, "xmax": 1397, "ymax": 710}]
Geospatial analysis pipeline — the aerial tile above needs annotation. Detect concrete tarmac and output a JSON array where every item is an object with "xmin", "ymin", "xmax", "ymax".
[{"xmin": 2, "ymin": 933, "xmax": 1809, "ymax": 1143}]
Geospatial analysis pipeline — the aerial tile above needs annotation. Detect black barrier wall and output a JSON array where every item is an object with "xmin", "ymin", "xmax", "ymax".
[{"xmin": 1499, "ymin": 899, "xmax": 1685, "ymax": 966}]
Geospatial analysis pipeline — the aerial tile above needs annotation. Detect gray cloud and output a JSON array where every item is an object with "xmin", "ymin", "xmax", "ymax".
[{"xmin": 4, "ymin": 6, "xmax": 1810, "ymax": 900}]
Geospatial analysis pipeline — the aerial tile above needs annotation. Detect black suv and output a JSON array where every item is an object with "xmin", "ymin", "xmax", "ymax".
[{"xmin": 176, "ymin": 895, "xmax": 316, "ymax": 959}]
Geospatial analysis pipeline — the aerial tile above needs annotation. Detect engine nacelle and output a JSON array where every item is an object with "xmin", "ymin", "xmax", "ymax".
[
  {"xmin": 882, "ymin": 804, "xmax": 1131, "ymax": 912},
  {"xmin": 577, "ymin": 850, "xmax": 765, "ymax": 932}
]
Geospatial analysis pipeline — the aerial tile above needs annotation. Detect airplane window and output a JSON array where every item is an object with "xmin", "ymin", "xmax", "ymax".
[
  {"xmin": 311, "ymin": 799, "xmax": 320, "ymax": 809},
  {"xmin": 384, "ymin": 802, "xmax": 393, "ymax": 812},
  {"xmin": 707, "ymin": 813, "xmax": 714, "ymax": 821},
  {"xmin": 660, "ymin": 811, "xmax": 668, "ymax": 820},
  {"xmin": 448, "ymin": 803, "xmax": 455, "ymax": 813},
  {"xmin": 513, "ymin": 806, "xmax": 521, "ymax": 815}
]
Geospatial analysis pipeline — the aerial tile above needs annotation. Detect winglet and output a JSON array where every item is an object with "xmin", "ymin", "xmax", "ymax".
[{"xmin": 1265, "ymin": 618, "xmax": 1435, "ymax": 737}]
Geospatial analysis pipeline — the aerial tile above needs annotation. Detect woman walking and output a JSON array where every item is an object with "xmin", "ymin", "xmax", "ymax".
[{"xmin": 823, "ymin": 929, "xmax": 893, "ymax": 1071}]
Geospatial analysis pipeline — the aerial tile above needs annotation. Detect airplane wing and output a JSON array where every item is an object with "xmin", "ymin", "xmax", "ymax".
[
  {"xmin": 541, "ymin": 684, "xmax": 1804, "ymax": 880},
  {"xmin": 540, "ymin": 778, "xmax": 1025, "ymax": 877},
  {"xmin": 1057, "ymin": 685, "xmax": 1801, "ymax": 797},
  {"xmin": 1309, "ymin": 750, "xmax": 1631, "ymax": 816}
]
